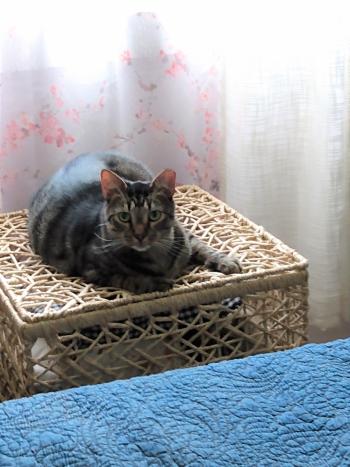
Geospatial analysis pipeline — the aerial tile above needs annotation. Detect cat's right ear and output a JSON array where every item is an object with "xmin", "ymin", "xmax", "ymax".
[{"xmin": 100, "ymin": 169, "xmax": 127, "ymax": 199}]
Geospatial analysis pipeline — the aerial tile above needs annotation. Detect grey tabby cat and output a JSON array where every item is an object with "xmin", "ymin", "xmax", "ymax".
[{"xmin": 28, "ymin": 153, "xmax": 241, "ymax": 294}]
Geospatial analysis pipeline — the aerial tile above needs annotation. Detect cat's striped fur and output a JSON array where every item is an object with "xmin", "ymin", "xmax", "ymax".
[{"xmin": 28, "ymin": 153, "xmax": 241, "ymax": 294}]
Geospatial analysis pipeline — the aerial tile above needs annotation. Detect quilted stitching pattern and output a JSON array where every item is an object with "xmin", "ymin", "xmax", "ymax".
[{"xmin": 0, "ymin": 340, "xmax": 349, "ymax": 466}]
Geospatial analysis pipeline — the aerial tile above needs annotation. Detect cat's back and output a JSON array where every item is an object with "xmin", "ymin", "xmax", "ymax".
[
  {"xmin": 37, "ymin": 152, "xmax": 152, "ymax": 200},
  {"xmin": 28, "ymin": 152, "xmax": 152, "ymax": 257}
]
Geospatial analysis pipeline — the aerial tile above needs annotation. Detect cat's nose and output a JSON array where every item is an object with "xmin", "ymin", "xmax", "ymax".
[
  {"xmin": 133, "ymin": 224, "xmax": 146, "ymax": 241},
  {"xmin": 134, "ymin": 233, "xmax": 146, "ymax": 241}
]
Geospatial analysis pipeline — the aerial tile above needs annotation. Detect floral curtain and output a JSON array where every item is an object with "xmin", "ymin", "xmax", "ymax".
[{"xmin": 0, "ymin": 5, "xmax": 221, "ymax": 211}]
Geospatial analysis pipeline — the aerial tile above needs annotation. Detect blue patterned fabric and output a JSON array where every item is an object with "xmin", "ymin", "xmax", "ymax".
[{"xmin": 1, "ymin": 339, "xmax": 350, "ymax": 466}]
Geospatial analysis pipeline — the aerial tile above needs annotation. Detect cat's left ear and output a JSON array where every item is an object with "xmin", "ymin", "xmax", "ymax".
[
  {"xmin": 100, "ymin": 169, "xmax": 127, "ymax": 199},
  {"xmin": 151, "ymin": 169, "xmax": 176, "ymax": 196}
]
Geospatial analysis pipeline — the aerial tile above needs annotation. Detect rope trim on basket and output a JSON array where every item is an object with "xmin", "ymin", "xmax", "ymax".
[{"xmin": 14, "ymin": 271, "xmax": 307, "ymax": 339}]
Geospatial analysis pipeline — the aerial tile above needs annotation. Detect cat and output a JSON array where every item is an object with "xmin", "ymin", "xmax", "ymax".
[{"xmin": 28, "ymin": 152, "xmax": 241, "ymax": 294}]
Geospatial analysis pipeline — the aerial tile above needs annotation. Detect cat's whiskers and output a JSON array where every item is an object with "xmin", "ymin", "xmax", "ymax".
[
  {"xmin": 93, "ymin": 230, "xmax": 124, "ymax": 252},
  {"xmin": 153, "ymin": 239, "xmax": 186, "ymax": 256},
  {"xmin": 95, "ymin": 241, "xmax": 124, "ymax": 254},
  {"xmin": 158, "ymin": 237, "xmax": 187, "ymax": 248},
  {"xmin": 94, "ymin": 232, "xmax": 115, "ymax": 243}
]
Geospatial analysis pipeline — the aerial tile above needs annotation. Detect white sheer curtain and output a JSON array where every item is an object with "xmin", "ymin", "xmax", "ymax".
[
  {"xmin": 0, "ymin": 0, "xmax": 349, "ymax": 338},
  {"xmin": 222, "ymin": 1, "xmax": 350, "ymax": 337}
]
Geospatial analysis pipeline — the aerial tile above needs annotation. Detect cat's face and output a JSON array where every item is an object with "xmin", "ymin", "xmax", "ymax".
[{"xmin": 101, "ymin": 169, "xmax": 176, "ymax": 251}]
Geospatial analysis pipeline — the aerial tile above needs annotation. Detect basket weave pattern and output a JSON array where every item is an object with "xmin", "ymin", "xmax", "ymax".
[{"xmin": 0, "ymin": 186, "xmax": 308, "ymax": 400}]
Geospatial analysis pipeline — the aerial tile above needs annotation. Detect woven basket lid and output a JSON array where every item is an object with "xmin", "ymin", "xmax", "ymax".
[{"xmin": 0, "ymin": 185, "xmax": 308, "ymax": 338}]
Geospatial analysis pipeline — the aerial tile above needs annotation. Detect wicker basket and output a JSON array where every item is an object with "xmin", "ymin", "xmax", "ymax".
[{"xmin": 0, "ymin": 185, "xmax": 308, "ymax": 401}]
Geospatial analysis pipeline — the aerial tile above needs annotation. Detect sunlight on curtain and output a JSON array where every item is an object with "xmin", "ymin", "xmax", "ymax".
[
  {"xmin": 222, "ymin": 1, "xmax": 350, "ymax": 333},
  {"xmin": 1, "ymin": 0, "xmax": 350, "ymax": 336}
]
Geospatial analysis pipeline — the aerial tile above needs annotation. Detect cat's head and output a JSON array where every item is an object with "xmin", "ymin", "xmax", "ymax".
[{"xmin": 100, "ymin": 168, "xmax": 176, "ymax": 251}]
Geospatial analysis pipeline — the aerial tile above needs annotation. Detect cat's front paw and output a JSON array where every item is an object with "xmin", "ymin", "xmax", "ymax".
[
  {"xmin": 118, "ymin": 276, "xmax": 174, "ymax": 294},
  {"xmin": 154, "ymin": 278, "xmax": 174, "ymax": 292},
  {"xmin": 205, "ymin": 253, "xmax": 242, "ymax": 274},
  {"xmin": 136, "ymin": 278, "xmax": 174, "ymax": 294}
]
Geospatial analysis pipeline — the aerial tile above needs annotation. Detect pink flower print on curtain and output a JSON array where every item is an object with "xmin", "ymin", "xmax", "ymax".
[
  {"xmin": 110, "ymin": 12, "xmax": 223, "ymax": 194},
  {"xmin": 38, "ymin": 112, "xmax": 75, "ymax": 147}
]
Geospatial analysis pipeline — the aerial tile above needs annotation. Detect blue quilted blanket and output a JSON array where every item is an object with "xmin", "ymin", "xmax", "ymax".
[{"xmin": 1, "ymin": 339, "xmax": 350, "ymax": 466}]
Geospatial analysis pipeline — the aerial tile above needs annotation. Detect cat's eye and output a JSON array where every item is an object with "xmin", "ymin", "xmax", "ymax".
[
  {"xmin": 149, "ymin": 210, "xmax": 161, "ymax": 222},
  {"xmin": 117, "ymin": 211, "xmax": 130, "ymax": 222}
]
